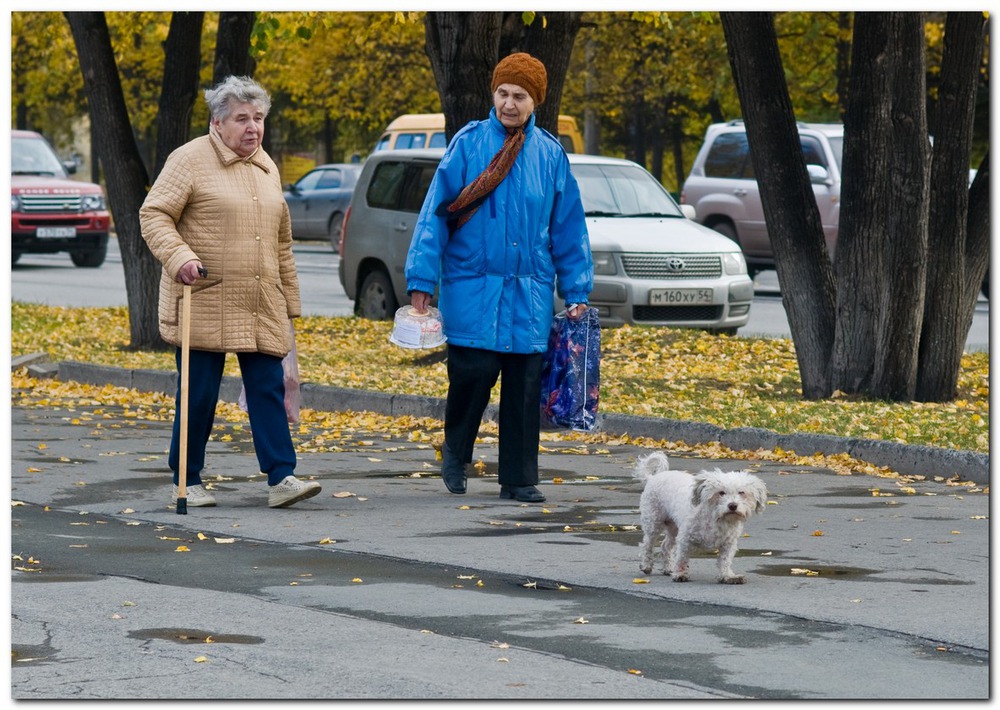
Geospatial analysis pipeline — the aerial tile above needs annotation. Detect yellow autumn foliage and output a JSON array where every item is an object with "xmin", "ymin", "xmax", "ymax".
[{"xmin": 9, "ymin": 303, "xmax": 988, "ymax": 456}]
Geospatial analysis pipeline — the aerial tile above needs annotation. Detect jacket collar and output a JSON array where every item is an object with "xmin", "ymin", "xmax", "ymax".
[
  {"xmin": 488, "ymin": 108, "xmax": 535, "ymax": 137},
  {"xmin": 208, "ymin": 130, "xmax": 271, "ymax": 173}
]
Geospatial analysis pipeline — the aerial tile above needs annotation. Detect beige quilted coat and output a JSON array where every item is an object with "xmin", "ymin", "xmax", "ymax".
[{"xmin": 140, "ymin": 133, "xmax": 301, "ymax": 358}]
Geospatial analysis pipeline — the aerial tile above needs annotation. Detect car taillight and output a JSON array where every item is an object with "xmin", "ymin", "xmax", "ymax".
[
  {"xmin": 679, "ymin": 191, "xmax": 687, "ymax": 204},
  {"xmin": 339, "ymin": 205, "xmax": 351, "ymax": 258}
]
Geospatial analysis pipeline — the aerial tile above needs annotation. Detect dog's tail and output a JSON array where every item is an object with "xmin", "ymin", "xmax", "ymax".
[{"xmin": 632, "ymin": 451, "xmax": 670, "ymax": 483}]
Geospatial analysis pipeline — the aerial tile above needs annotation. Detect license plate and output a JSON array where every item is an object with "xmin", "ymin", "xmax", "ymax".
[
  {"xmin": 648, "ymin": 288, "xmax": 714, "ymax": 305},
  {"xmin": 36, "ymin": 227, "xmax": 77, "ymax": 238}
]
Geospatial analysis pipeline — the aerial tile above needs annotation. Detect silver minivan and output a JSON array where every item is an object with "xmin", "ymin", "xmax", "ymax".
[
  {"xmin": 680, "ymin": 120, "xmax": 843, "ymax": 277},
  {"xmin": 340, "ymin": 148, "xmax": 754, "ymax": 333}
]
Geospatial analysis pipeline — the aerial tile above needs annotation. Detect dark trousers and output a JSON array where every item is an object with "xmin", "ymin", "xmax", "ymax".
[
  {"xmin": 444, "ymin": 344, "xmax": 543, "ymax": 487},
  {"xmin": 169, "ymin": 349, "xmax": 295, "ymax": 486}
]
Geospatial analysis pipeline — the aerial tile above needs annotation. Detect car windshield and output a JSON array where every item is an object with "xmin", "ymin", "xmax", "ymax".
[
  {"xmin": 826, "ymin": 136, "xmax": 843, "ymax": 171},
  {"xmin": 12, "ymin": 135, "xmax": 68, "ymax": 177},
  {"xmin": 572, "ymin": 163, "xmax": 683, "ymax": 218}
]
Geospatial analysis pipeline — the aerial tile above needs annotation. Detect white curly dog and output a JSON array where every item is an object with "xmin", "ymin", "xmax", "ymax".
[{"xmin": 633, "ymin": 451, "xmax": 768, "ymax": 584}]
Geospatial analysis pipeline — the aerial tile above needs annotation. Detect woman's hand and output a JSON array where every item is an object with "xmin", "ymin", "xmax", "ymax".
[
  {"xmin": 410, "ymin": 290, "xmax": 432, "ymax": 314},
  {"xmin": 566, "ymin": 303, "xmax": 588, "ymax": 320},
  {"xmin": 176, "ymin": 260, "xmax": 206, "ymax": 285}
]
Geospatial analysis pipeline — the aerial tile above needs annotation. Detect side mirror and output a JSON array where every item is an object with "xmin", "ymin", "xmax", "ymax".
[
  {"xmin": 807, "ymin": 164, "xmax": 831, "ymax": 185},
  {"xmin": 680, "ymin": 204, "xmax": 697, "ymax": 220}
]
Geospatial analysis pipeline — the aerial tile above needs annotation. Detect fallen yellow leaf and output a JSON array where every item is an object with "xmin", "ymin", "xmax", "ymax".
[
  {"xmin": 193, "ymin": 656, "xmax": 208, "ymax": 663},
  {"xmin": 332, "ymin": 491, "xmax": 355, "ymax": 498},
  {"xmin": 628, "ymin": 669, "xmax": 643, "ymax": 675},
  {"xmin": 632, "ymin": 578, "xmax": 650, "ymax": 584},
  {"xmin": 812, "ymin": 530, "xmax": 824, "ymax": 536},
  {"xmin": 573, "ymin": 617, "xmax": 589, "ymax": 624},
  {"xmin": 351, "ymin": 577, "xmax": 363, "ymax": 583},
  {"xmin": 175, "ymin": 546, "xmax": 190, "ymax": 552},
  {"xmin": 318, "ymin": 538, "xmax": 336, "ymax": 544}
]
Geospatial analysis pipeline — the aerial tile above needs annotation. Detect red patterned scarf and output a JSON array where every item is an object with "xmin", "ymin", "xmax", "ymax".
[{"xmin": 447, "ymin": 127, "xmax": 525, "ymax": 229}]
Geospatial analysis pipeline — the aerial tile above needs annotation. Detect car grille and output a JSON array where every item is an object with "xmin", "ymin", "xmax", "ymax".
[
  {"xmin": 633, "ymin": 305, "xmax": 724, "ymax": 322},
  {"xmin": 621, "ymin": 254, "xmax": 722, "ymax": 279},
  {"xmin": 19, "ymin": 194, "xmax": 83, "ymax": 213}
]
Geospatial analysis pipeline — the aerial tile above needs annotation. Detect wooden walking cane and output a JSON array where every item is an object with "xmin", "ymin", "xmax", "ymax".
[
  {"xmin": 176, "ymin": 267, "xmax": 206, "ymax": 515},
  {"xmin": 176, "ymin": 281, "xmax": 192, "ymax": 515}
]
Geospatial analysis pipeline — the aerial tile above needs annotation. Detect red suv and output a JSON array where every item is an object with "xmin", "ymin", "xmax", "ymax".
[{"xmin": 11, "ymin": 130, "xmax": 111, "ymax": 267}]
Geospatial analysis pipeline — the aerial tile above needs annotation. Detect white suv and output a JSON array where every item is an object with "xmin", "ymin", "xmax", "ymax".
[
  {"xmin": 681, "ymin": 120, "xmax": 843, "ymax": 277},
  {"xmin": 340, "ymin": 149, "xmax": 754, "ymax": 333}
]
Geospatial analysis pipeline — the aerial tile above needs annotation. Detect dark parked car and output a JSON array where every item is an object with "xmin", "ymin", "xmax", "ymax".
[{"xmin": 284, "ymin": 163, "xmax": 361, "ymax": 248}]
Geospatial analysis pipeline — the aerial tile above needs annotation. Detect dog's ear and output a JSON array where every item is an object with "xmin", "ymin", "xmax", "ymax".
[
  {"xmin": 691, "ymin": 474, "xmax": 711, "ymax": 506},
  {"xmin": 749, "ymin": 477, "xmax": 769, "ymax": 512}
]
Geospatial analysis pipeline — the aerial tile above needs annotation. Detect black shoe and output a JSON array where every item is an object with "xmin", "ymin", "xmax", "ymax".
[
  {"xmin": 440, "ymin": 457, "xmax": 467, "ymax": 495},
  {"xmin": 499, "ymin": 485, "xmax": 546, "ymax": 503}
]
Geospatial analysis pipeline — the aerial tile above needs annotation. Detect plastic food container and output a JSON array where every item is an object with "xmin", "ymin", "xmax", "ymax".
[{"xmin": 389, "ymin": 306, "xmax": 446, "ymax": 349}]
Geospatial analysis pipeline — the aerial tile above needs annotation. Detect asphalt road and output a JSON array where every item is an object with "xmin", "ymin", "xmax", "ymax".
[
  {"xmin": 11, "ymin": 237, "xmax": 989, "ymax": 352},
  {"xmin": 9, "ymin": 402, "xmax": 990, "ymax": 700}
]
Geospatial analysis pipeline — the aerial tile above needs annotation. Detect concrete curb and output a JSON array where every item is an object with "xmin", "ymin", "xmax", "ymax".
[{"xmin": 44, "ymin": 359, "xmax": 989, "ymax": 486}]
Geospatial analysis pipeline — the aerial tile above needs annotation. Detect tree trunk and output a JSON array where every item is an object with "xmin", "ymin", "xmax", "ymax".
[
  {"xmin": 831, "ymin": 13, "xmax": 893, "ymax": 394},
  {"xmin": 152, "ymin": 12, "xmax": 204, "ymax": 180},
  {"xmin": 917, "ymin": 11, "xmax": 988, "ymax": 401},
  {"xmin": 870, "ymin": 13, "xmax": 930, "ymax": 401},
  {"xmin": 65, "ymin": 12, "xmax": 164, "ymax": 350},
  {"xmin": 500, "ymin": 11, "xmax": 583, "ymax": 135},
  {"xmin": 835, "ymin": 12, "xmax": 853, "ymax": 121},
  {"xmin": 213, "ymin": 11, "xmax": 256, "ymax": 85},
  {"xmin": 423, "ymin": 12, "xmax": 503, "ymax": 141},
  {"xmin": 721, "ymin": 12, "xmax": 836, "ymax": 399}
]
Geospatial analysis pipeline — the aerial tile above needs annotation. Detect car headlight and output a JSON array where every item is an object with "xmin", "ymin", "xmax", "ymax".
[
  {"xmin": 592, "ymin": 251, "xmax": 617, "ymax": 275},
  {"xmin": 723, "ymin": 252, "xmax": 747, "ymax": 276},
  {"xmin": 81, "ymin": 195, "xmax": 105, "ymax": 211},
  {"xmin": 11, "ymin": 195, "xmax": 20, "ymax": 211}
]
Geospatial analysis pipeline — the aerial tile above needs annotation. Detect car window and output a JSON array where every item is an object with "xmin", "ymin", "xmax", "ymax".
[
  {"xmin": 316, "ymin": 169, "xmax": 342, "ymax": 189},
  {"xmin": 429, "ymin": 132, "xmax": 448, "ymax": 148},
  {"xmin": 573, "ymin": 164, "xmax": 683, "ymax": 217},
  {"xmin": 801, "ymin": 137, "xmax": 826, "ymax": 168},
  {"xmin": 703, "ymin": 132, "xmax": 749, "ymax": 178},
  {"xmin": 366, "ymin": 161, "xmax": 439, "ymax": 212},
  {"xmin": 399, "ymin": 165, "xmax": 437, "ymax": 212},
  {"xmin": 367, "ymin": 162, "xmax": 408, "ymax": 209},
  {"xmin": 374, "ymin": 135, "xmax": 391, "ymax": 152},
  {"xmin": 12, "ymin": 135, "xmax": 68, "ymax": 177},
  {"xmin": 396, "ymin": 133, "xmax": 427, "ymax": 150},
  {"xmin": 294, "ymin": 170, "xmax": 323, "ymax": 191}
]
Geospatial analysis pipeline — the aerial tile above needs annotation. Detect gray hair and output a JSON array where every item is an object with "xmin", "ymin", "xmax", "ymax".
[{"xmin": 204, "ymin": 75, "xmax": 271, "ymax": 121}]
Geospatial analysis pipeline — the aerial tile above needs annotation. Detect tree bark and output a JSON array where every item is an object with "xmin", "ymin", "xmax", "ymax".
[
  {"xmin": 65, "ymin": 12, "xmax": 164, "ymax": 350},
  {"xmin": 152, "ymin": 12, "xmax": 204, "ymax": 180},
  {"xmin": 721, "ymin": 12, "xmax": 836, "ymax": 399},
  {"xmin": 500, "ymin": 11, "xmax": 583, "ymax": 136},
  {"xmin": 917, "ymin": 11, "xmax": 988, "ymax": 401},
  {"xmin": 423, "ymin": 12, "xmax": 503, "ymax": 141},
  {"xmin": 213, "ymin": 11, "xmax": 256, "ymax": 85},
  {"xmin": 870, "ymin": 13, "xmax": 930, "ymax": 400}
]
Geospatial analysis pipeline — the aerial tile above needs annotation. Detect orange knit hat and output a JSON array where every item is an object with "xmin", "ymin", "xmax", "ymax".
[{"xmin": 491, "ymin": 52, "xmax": 547, "ymax": 106}]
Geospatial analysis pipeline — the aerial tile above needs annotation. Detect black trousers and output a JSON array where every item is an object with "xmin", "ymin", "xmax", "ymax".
[{"xmin": 444, "ymin": 344, "xmax": 543, "ymax": 487}]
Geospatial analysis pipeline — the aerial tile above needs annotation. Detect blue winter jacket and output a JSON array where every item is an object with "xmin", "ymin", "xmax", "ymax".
[{"xmin": 405, "ymin": 109, "xmax": 592, "ymax": 354}]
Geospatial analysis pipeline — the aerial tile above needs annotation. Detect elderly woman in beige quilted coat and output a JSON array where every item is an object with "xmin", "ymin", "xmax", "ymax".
[{"xmin": 140, "ymin": 75, "xmax": 321, "ymax": 510}]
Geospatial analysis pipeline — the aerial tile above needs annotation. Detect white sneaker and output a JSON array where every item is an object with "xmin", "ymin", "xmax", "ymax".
[
  {"xmin": 173, "ymin": 484, "xmax": 217, "ymax": 507},
  {"xmin": 268, "ymin": 475, "xmax": 322, "ymax": 508}
]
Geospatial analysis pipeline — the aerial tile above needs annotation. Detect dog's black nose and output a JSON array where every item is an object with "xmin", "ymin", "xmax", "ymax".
[{"xmin": 728, "ymin": 502, "xmax": 738, "ymax": 511}]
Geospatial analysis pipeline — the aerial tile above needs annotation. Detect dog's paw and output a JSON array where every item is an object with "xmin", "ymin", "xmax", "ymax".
[
  {"xmin": 672, "ymin": 573, "xmax": 689, "ymax": 583},
  {"xmin": 640, "ymin": 566, "xmax": 652, "ymax": 575},
  {"xmin": 720, "ymin": 575, "xmax": 746, "ymax": 585}
]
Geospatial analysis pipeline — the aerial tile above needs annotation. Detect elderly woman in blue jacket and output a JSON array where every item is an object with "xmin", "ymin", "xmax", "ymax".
[{"xmin": 405, "ymin": 52, "xmax": 593, "ymax": 503}]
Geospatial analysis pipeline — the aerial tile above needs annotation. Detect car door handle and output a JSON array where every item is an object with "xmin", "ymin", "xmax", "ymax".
[
  {"xmin": 393, "ymin": 221, "xmax": 410, "ymax": 232},
  {"xmin": 733, "ymin": 189, "xmax": 747, "ymax": 197}
]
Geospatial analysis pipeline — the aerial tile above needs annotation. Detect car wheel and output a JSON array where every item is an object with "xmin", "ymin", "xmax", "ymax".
[
  {"xmin": 70, "ymin": 243, "xmax": 107, "ymax": 268},
  {"xmin": 357, "ymin": 269, "xmax": 398, "ymax": 320},
  {"xmin": 327, "ymin": 211, "xmax": 344, "ymax": 251}
]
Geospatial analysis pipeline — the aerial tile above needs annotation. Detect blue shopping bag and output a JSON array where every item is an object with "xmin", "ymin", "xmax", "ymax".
[{"xmin": 540, "ymin": 307, "xmax": 601, "ymax": 432}]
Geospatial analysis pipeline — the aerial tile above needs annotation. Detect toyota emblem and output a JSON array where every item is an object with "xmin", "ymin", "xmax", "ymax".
[{"xmin": 666, "ymin": 257, "xmax": 686, "ymax": 272}]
